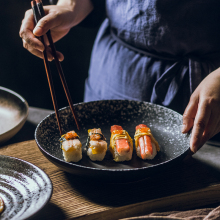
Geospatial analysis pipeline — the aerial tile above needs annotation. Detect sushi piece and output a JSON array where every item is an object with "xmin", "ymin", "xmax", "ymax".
[
  {"xmin": 60, "ymin": 130, "xmax": 82, "ymax": 162},
  {"xmin": 87, "ymin": 128, "xmax": 107, "ymax": 161},
  {"xmin": 109, "ymin": 125, "xmax": 133, "ymax": 162},
  {"xmin": 134, "ymin": 124, "xmax": 160, "ymax": 160},
  {"xmin": 0, "ymin": 196, "xmax": 4, "ymax": 214}
]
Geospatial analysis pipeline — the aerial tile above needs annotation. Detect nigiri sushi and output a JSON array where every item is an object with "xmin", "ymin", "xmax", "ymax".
[
  {"xmin": 60, "ymin": 130, "xmax": 82, "ymax": 162},
  {"xmin": 0, "ymin": 195, "xmax": 4, "ymax": 214},
  {"xmin": 134, "ymin": 124, "xmax": 160, "ymax": 160},
  {"xmin": 109, "ymin": 125, "xmax": 133, "ymax": 162},
  {"xmin": 87, "ymin": 128, "xmax": 107, "ymax": 161}
]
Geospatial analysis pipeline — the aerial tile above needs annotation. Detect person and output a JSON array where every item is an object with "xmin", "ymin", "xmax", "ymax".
[{"xmin": 19, "ymin": 0, "xmax": 220, "ymax": 154}]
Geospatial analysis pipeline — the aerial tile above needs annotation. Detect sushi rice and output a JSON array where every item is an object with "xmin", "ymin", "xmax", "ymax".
[
  {"xmin": 60, "ymin": 131, "xmax": 82, "ymax": 162},
  {"xmin": 87, "ymin": 128, "xmax": 107, "ymax": 161}
]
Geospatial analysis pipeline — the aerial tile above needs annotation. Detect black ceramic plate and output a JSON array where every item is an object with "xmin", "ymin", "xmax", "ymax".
[
  {"xmin": 0, "ymin": 87, "xmax": 29, "ymax": 144},
  {"xmin": 35, "ymin": 100, "xmax": 190, "ymax": 182},
  {"xmin": 0, "ymin": 155, "xmax": 52, "ymax": 219}
]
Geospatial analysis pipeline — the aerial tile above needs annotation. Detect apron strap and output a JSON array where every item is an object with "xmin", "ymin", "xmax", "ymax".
[
  {"xmin": 110, "ymin": 28, "xmax": 210, "ymax": 106},
  {"xmin": 111, "ymin": 28, "xmax": 179, "ymax": 61}
]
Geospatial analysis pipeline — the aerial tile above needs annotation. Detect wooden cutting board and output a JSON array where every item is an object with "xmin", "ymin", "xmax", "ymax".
[{"xmin": 1, "ymin": 140, "xmax": 220, "ymax": 220}]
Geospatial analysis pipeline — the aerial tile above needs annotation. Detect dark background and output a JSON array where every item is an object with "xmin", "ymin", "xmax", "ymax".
[{"xmin": 1, "ymin": 0, "xmax": 100, "ymax": 110}]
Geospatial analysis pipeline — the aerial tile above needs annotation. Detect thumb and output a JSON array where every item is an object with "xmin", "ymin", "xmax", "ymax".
[{"xmin": 33, "ymin": 12, "xmax": 59, "ymax": 36}]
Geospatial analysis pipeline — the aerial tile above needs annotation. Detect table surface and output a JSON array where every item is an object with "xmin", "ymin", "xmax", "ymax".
[{"xmin": 1, "ymin": 107, "xmax": 220, "ymax": 220}]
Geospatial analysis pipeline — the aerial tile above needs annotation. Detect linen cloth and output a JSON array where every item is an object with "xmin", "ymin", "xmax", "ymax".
[{"xmin": 121, "ymin": 205, "xmax": 220, "ymax": 220}]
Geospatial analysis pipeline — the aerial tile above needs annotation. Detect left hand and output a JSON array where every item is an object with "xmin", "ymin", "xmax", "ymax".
[{"xmin": 182, "ymin": 67, "xmax": 220, "ymax": 153}]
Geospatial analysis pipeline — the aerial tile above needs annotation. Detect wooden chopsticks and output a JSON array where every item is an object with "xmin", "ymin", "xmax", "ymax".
[{"xmin": 31, "ymin": 0, "xmax": 80, "ymax": 135}]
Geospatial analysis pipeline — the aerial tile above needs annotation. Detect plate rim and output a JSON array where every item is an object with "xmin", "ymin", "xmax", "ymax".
[
  {"xmin": 0, "ymin": 154, "xmax": 53, "ymax": 219},
  {"xmin": 35, "ymin": 100, "xmax": 190, "ymax": 172},
  {"xmin": 0, "ymin": 86, "xmax": 29, "ymax": 143}
]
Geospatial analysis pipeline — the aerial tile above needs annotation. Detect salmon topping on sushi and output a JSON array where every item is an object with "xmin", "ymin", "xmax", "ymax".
[
  {"xmin": 90, "ymin": 133, "xmax": 105, "ymax": 141},
  {"xmin": 134, "ymin": 124, "xmax": 159, "ymax": 160},
  {"xmin": 62, "ymin": 130, "xmax": 79, "ymax": 140},
  {"xmin": 111, "ymin": 125, "xmax": 123, "ymax": 133},
  {"xmin": 111, "ymin": 125, "xmax": 131, "ymax": 154},
  {"xmin": 110, "ymin": 126, "xmax": 133, "ymax": 152},
  {"xmin": 109, "ymin": 125, "xmax": 133, "ymax": 162},
  {"xmin": 115, "ymin": 139, "xmax": 130, "ymax": 154}
]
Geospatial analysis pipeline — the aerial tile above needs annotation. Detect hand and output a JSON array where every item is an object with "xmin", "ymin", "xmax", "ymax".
[
  {"xmin": 19, "ymin": 0, "xmax": 93, "ymax": 61},
  {"xmin": 182, "ymin": 67, "xmax": 220, "ymax": 153}
]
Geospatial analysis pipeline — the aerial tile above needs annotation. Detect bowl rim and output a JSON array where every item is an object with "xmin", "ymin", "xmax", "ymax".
[
  {"xmin": 0, "ymin": 86, "xmax": 29, "ymax": 143},
  {"xmin": 0, "ymin": 154, "xmax": 53, "ymax": 219},
  {"xmin": 35, "ymin": 100, "xmax": 190, "ymax": 173}
]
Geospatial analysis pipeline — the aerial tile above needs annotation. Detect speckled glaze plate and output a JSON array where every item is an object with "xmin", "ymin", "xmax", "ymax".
[
  {"xmin": 0, "ymin": 155, "xmax": 52, "ymax": 220},
  {"xmin": 0, "ymin": 87, "xmax": 29, "ymax": 145},
  {"xmin": 35, "ymin": 100, "xmax": 190, "ymax": 182}
]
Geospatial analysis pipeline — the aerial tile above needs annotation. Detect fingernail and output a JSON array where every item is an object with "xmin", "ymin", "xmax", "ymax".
[
  {"xmin": 191, "ymin": 146, "xmax": 197, "ymax": 153},
  {"xmin": 33, "ymin": 26, "xmax": 43, "ymax": 35},
  {"xmin": 181, "ymin": 124, "xmax": 186, "ymax": 133}
]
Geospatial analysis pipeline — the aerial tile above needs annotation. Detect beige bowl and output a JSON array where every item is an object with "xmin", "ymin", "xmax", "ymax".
[{"xmin": 0, "ymin": 87, "xmax": 29, "ymax": 145}]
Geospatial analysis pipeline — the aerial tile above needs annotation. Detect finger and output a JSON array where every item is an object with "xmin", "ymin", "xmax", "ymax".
[
  {"xmin": 22, "ymin": 33, "xmax": 45, "ymax": 53},
  {"xmin": 182, "ymin": 96, "xmax": 198, "ymax": 133},
  {"xmin": 41, "ymin": 34, "xmax": 65, "ymax": 61},
  {"xmin": 22, "ymin": 38, "xmax": 44, "ymax": 59},
  {"xmin": 23, "ymin": 38, "xmax": 54, "ymax": 61},
  {"xmin": 19, "ymin": 10, "xmax": 35, "ymax": 38},
  {"xmin": 20, "ymin": 11, "xmax": 45, "ymax": 52},
  {"xmin": 55, "ymin": 51, "xmax": 64, "ymax": 62},
  {"xmin": 23, "ymin": 37, "xmax": 64, "ymax": 62},
  {"xmin": 190, "ymin": 101, "xmax": 212, "ymax": 153},
  {"xmin": 33, "ymin": 11, "xmax": 62, "ymax": 37}
]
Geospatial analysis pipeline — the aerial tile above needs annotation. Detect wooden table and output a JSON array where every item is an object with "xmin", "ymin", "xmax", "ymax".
[
  {"xmin": 1, "ymin": 139, "xmax": 220, "ymax": 220},
  {"xmin": 1, "ymin": 107, "xmax": 220, "ymax": 219}
]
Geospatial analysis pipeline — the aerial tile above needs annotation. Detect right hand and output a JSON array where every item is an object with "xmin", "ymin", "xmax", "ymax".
[{"xmin": 19, "ymin": 0, "xmax": 93, "ymax": 61}]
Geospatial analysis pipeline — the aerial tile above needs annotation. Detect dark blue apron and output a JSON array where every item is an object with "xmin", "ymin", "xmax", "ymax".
[{"xmin": 84, "ymin": 0, "xmax": 220, "ymax": 114}]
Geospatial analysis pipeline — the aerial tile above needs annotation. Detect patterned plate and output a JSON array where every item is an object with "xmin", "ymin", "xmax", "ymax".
[
  {"xmin": 0, "ymin": 155, "xmax": 52, "ymax": 219},
  {"xmin": 35, "ymin": 100, "xmax": 190, "ymax": 182}
]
